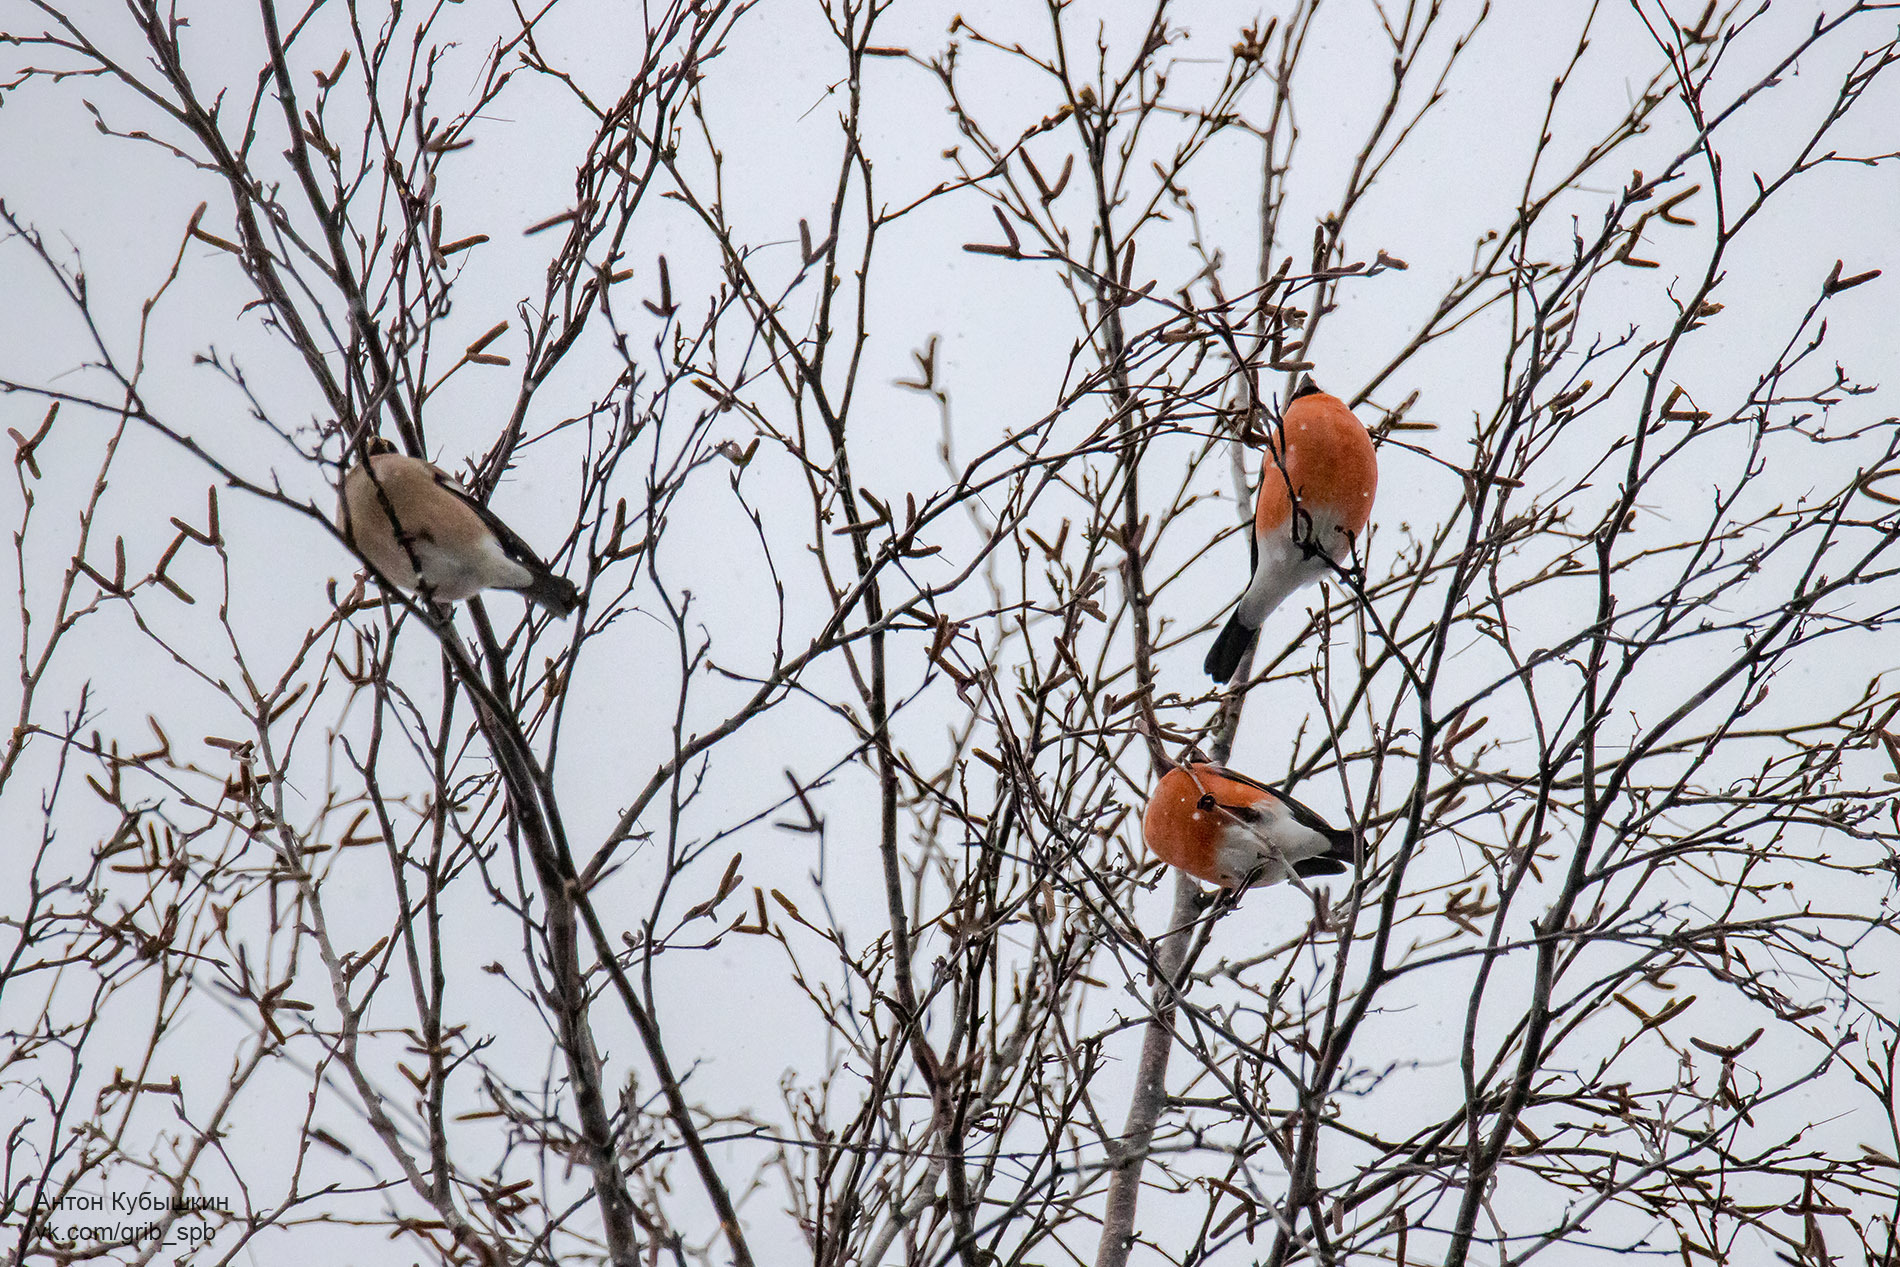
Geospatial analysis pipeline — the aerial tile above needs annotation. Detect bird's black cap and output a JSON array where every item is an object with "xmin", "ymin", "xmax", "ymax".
[{"xmin": 1291, "ymin": 376, "xmax": 1324, "ymax": 400}]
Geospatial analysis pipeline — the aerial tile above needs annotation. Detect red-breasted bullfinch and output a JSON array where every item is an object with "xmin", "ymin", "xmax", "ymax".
[
  {"xmin": 339, "ymin": 437, "xmax": 579, "ymax": 616},
  {"xmin": 1142, "ymin": 762, "xmax": 1356, "ymax": 889},
  {"xmin": 1205, "ymin": 380, "xmax": 1377, "ymax": 681}
]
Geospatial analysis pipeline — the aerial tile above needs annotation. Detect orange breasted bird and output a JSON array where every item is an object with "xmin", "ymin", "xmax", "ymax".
[
  {"xmin": 1205, "ymin": 380, "xmax": 1377, "ymax": 681},
  {"xmin": 1142, "ymin": 762, "xmax": 1356, "ymax": 889},
  {"xmin": 339, "ymin": 437, "xmax": 580, "ymax": 616}
]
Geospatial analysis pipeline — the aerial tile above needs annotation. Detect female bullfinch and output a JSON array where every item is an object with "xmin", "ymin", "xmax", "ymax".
[
  {"xmin": 1142, "ymin": 762, "xmax": 1355, "ymax": 889},
  {"xmin": 339, "ymin": 437, "xmax": 579, "ymax": 616},
  {"xmin": 1205, "ymin": 380, "xmax": 1377, "ymax": 681}
]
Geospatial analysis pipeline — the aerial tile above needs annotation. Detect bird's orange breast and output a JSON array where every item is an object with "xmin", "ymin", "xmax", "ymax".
[
  {"xmin": 1143, "ymin": 764, "xmax": 1269, "ymax": 887},
  {"xmin": 1254, "ymin": 391, "xmax": 1378, "ymax": 539}
]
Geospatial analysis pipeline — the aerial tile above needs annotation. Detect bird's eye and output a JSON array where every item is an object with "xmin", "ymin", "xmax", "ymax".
[{"xmin": 1196, "ymin": 794, "xmax": 1217, "ymax": 812}]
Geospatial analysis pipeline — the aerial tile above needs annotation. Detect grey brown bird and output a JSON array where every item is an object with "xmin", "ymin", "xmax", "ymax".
[
  {"xmin": 1205, "ymin": 381, "xmax": 1377, "ymax": 681},
  {"xmin": 1142, "ymin": 762, "xmax": 1356, "ymax": 889},
  {"xmin": 338, "ymin": 437, "xmax": 579, "ymax": 616}
]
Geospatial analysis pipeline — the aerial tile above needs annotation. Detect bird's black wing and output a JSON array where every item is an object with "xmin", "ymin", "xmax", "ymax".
[
  {"xmin": 1272, "ymin": 786, "xmax": 1336, "ymax": 834},
  {"xmin": 1211, "ymin": 767, "xmax": 1357, "ymax": 867},
  {"xmin": 1276, "ymin": 789, "xmax": 1357, "ymax": 869},
  {"xmin": 1247, "ymin": 499, "xmax": 1259, "ymax": 577},
  {"xmin": 432, "ymin": 469, "xmax": 560, "ymax": 575},
  {"xmin": 431, "ymin": 469, "xmax": 580, "ymax": 615}
]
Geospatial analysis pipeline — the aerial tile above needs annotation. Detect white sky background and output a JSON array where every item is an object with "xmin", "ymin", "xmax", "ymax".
[{"xmin": 2, "ymin": 0, "xmax": 1899, "ymax": 1263}]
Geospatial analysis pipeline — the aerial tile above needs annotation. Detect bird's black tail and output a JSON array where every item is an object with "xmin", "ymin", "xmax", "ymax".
[
  {"xmin": 520, "ymin": 570, "xmax": 580, "ymax": 618},
  {"xmin": 1204, "ymin": 611, "xmax": 1257, "ymax": 681},
  {"xmin": 1293, "ymin": 823, "xmax": 1358, "ymax": 877}
]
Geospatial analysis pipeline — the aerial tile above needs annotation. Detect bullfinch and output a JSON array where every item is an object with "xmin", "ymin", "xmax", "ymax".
[
  {"xmin": 1205, "ymin": 380, "xmax": 1377, "ymax": 681},
  {"xmin": 339, "ymin": 437, "xmax": 579, "ymax": 616},
  {"xmin": 1142, "ymin": 762, "xmax": 1356, "ymax": 889}
]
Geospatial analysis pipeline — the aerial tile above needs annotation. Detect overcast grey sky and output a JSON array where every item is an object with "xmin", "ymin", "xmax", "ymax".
[{"xmin": 4, "ymin": 1, "xmax": 1898, "ymax": 1263}]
